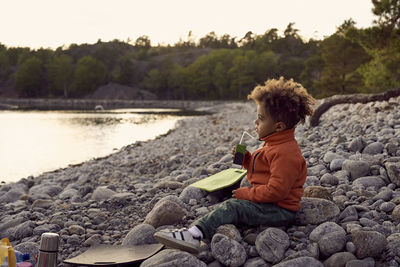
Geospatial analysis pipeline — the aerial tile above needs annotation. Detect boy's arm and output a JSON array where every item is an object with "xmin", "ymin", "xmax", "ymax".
[{"xmin": 235, "ymin": 152, "xmax": 302, "ymax": 202}]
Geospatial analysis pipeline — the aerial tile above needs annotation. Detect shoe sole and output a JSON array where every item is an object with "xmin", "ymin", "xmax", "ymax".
[{"xmin": 154, "ymin": 232, "xmax": 200, "ymax": 254}]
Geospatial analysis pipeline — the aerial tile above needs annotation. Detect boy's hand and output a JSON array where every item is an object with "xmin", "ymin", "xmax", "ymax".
[
  {"xmin": 232, "ymin": 189, "xmax": 236, "ymax": 198},
  {"xmin": 231, "ymin": 146, "xmax": 236, "ymax": 159}
]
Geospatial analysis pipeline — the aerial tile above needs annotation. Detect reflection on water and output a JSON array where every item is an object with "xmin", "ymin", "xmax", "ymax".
[{"xmin": 0, "ymin": 109, "xmax": 184, "ymax": 183}]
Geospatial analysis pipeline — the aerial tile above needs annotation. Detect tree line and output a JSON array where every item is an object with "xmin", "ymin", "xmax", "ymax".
[{"xmin": 0, "ymin": 0, "xmax": 398, "ymax": 100}]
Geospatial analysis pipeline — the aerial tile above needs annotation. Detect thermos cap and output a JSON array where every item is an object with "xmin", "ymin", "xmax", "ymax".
[{"xmin": 39, "ymin": 233, "xmax": 60, "ymax": 252}]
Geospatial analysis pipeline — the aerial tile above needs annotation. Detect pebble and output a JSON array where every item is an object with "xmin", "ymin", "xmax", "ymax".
[{"xmin": 0, "ymin": 97, "xmax": 399, "ymax": 266}]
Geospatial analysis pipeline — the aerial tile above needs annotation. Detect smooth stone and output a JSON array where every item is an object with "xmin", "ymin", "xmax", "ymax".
[
  {"xmin": 321, "ymin": 173, "xmax": 339, "ymax": 186},
  {"xmin": 345, "ymin": 257, "xmax": 375, "ymax": 267},
  {"xmin": 211, "ymin": 233, "xmax": 247, "ymax": 267},
  {"xmin": 352, "ymin": 230, "xmax": 387, "ymax": 259},
  {"xmin": 91, "ymin": 186, "xmax": 116, "ymax": 201},
  {"xmin": 323, "ymin": 252, "xmax": 357, "ymax": 267},
  {"xmin": 342, "ymin": 160, "xmax": 370, "ymax": 180},
  {"xmin": 255, "ymin": 227, "xmax": 289, "ymax": 264},
  {"xmin": 140, "ymin": 249, "xmax": 207, "ymax": 267},
  {"xmin": 330, "ymin": 159, "xmax": 345, "ymax": 172},
  {"xmin": 309, "ymin": 222, "xmax": 346, "ymax": 243},
  {"xmin": 144, "ymin": 200, "xmax": 186, "ymax": 228},
  {"xmin": 348, "ymin": 137, "xmax": 366, "ymax": 152},
  {"xmin": 352, "ymin": 176, "xmax": 386, "ymax": 190},
  {"xmin": 179, "ymin": 186, "xmax": 205, "ymax": 204},
  {"xmin": 243, "ymin": 257, "xmax": 269, "ymax": 267},
  {"xmin": 385, "ymin": 162, "xmax": 400, "ymax": 186},
  {"xmin": 272, "ymin": 256, "xmax": 323, "ymax": 267},
  {"xmin": 122, "ymin": 223, "xmax": 156, "ymax": 246},
  {"xmin": 296, "ymin": 198, "xmax": 340, "ymax": 225},
  {"xmin": 362, "ymin": 142, "xmax": 384, "ymax": 155},
  {"xmin": 318, "ymin": 231, "xmax": 346, "ymax": 258},
  {"xmin": 215, "ymin": 224, "xmax": 241, "ymax": 242},
  {"xmin": 303, "ymin": 186, "xmax": 333, "ymax": 201}
]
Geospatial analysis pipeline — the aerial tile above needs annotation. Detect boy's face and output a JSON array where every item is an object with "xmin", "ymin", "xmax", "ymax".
[{"xmin": 255, "ymin": 104, "xmax": 279, "ymax": 139}]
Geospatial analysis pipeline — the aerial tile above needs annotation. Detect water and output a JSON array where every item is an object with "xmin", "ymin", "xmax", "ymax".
[{"xmin": 0, "ymin": 109, "xmax": 186, "ymax": 183}]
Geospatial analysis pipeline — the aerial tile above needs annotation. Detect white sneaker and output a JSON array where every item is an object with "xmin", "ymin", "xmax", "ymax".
[{"xmin": 154, "ymin": 228, "xmax": 201, "ymax": 254}]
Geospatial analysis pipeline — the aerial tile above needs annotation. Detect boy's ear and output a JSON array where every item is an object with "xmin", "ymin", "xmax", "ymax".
[{"xmin": 274, "ymin": 122, "xmax": 287, "ymax": 132}]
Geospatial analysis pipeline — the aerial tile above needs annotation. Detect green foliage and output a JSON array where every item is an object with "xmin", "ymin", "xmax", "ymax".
[
  {"xmin": 14, "ymin": 56, "xmax": 44, "ymax": 97},
  {"xmin": 47, "ymin": 54, "xmax": 74, "ymax": 97},
  {"xmin": 72, "ymin": 56, "xmax": 107, "ymax": 97},
  {"xmin": 316, "ymin": 23, "xmax": 371, "ymax": 97}
]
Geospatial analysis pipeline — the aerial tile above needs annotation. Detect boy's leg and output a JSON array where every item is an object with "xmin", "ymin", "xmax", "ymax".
[{"xmin": 195, "ymin": 198, "xmax": 295, "ymax": 240}]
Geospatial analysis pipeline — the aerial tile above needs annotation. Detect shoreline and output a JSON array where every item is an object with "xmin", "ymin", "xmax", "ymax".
[
  {"xmin": 1, "ymin": 98, "xmax": 400, "ymax": 266},
  {"xmin": 0, "ymin": 98, "xmax": 230, "ymax": 111}
]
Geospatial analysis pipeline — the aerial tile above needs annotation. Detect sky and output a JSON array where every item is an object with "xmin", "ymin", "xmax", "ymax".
[{"xmin": 1, "ymin": 0, "xmax": 376, "ymax": 49}]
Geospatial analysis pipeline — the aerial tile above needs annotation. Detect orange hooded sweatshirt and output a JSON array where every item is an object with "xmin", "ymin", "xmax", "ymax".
[{"xmin": 234, "ymin": 128, "xmax": 307, "ymax": 211}]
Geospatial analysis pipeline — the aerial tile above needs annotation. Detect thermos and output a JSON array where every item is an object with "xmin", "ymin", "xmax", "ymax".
[{"xmin": 37, "ymin": 233, "xmax": 59, "ymax": 267}]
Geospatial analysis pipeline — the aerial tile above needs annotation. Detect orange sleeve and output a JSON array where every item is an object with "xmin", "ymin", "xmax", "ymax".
[
  {"xmin": 235, "ymin": 151, "xmax": 300, "ymax": 203},
  {"xmin": 242, "ymin": 151, "xmax": 252, "ymax": 170}
]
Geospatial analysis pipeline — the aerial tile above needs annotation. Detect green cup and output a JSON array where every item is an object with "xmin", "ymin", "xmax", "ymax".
[{"xmin": 233, "ymin": 144, "xmax": 246, "ymax": 165}]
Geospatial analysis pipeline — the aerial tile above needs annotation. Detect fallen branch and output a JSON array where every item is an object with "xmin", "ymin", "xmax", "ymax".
[{"xmin": 309, "ymin": 87, "xmax": 400, "ymax": 127}]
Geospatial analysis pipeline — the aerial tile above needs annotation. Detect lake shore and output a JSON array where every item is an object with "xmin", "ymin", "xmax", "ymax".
[
  {"xmin": 1, "ymin": 97, "xmax": 400, "ymax": 266},
  {"xmin": 0, "ymin": 98, "xmax": 227, "ymax": 111}
]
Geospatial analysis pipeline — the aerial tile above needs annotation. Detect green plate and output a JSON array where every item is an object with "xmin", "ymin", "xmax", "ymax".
[{"xmin": 191, "ymin": 168, "xmax": 247, "ymax": 192}]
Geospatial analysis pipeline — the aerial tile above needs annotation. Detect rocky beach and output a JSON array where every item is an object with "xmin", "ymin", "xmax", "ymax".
[{"xmin": 1, "ymin": 96, "xmax": 400, "ymax": 266}]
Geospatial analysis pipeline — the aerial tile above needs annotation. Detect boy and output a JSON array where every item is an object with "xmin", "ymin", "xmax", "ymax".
[{"xmin": 154, "ymin": 77, "xmax": 316, "ymax": 253}]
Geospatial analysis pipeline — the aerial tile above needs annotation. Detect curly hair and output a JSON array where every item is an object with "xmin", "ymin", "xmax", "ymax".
[{"xmin": 248, "ymin": 77, "xmax": 316, "ymax": 128}]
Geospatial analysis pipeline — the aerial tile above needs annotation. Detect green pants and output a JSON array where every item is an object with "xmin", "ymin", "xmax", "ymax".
[{"xmin": 194, "ymin": 199, "xmax": 296, "ymax": 240}]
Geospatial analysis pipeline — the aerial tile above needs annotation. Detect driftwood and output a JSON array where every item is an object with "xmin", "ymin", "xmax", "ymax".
[{"xmin": 309, "ymin": 87, "xmax": 400, "ymax": 127}]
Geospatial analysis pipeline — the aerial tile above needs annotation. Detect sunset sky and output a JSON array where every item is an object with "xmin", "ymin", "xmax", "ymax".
[{"xmin": 1, "ymin": 0, "xmax": 375, "ymax": 49}]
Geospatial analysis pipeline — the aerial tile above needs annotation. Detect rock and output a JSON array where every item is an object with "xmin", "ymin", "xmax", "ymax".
[
  {"xmin": 0, "ymin": 188, "xmax": 25, "ymax": 203},
  {"xmin": 323, "ymin": 252, "xmax": 357, "ymax": 267},
  {"xmin": 345, "ymin": 257, "xmax": 375, "ymax": 267},
  {"xmin": 140, "ymin": 249, "xmax": 207, "ymax": 267},
  {"xmin": 272, "ymin": 256, "xmax": 323, "ymax": 267},
  {"xmin": 153, "ymin": 195, "xmax": 186, "ymax": 210},
  {"xmin": 352, "ymin": 230, "xmax": 387, "ymax": 259},
  {"xmin": 339, "ymin": 206, "xmax": 358, "ymax": 222},
  {"xmin": 179, "ymin": 186, "xmax": 205, "ymax": 204},
  {"xmin": 348, "ymin": 137, "xmax": 367, "ymax": 152},
  {"xmin": 342, "ymin": 160, "xmax": 370, "ymax": 180},
  {"xmin": 385, "ymin": 162, "xmax": 400, "ymax": 186},
  {"xmin": 362, "ymin": 142, "xmax": 384, "ymax": 155},
  {"xmin": 318, "ymin": 231, "xmax": 346, "ymax": 258},
  {"xmin": 309, "ymin": 222, "xmax": 346, "ymax": 243},
  {"xmin": 91, "ymin": 186, "xmax": 116, "ymax": 201},
  {"xmin": 14, "ymin": 242, "xmax": 39, "ymax": 265},
  {"xmin": 58, "ymin": 188, "xmax": 79, "ymax": 200},
  {"xmin": 211, "ymin": 233, "xmax": 247, "ymax": 267},
  {"xmin": 68, "ymin": 225, "xmax": 85, "ymax": 235},
  {"xmin": 255, "ymin": 228, "xmax": 289, "ymax": 264},
  {"xmin": 144, "ymin": 200, "xmax": 186, "ymax": 228},
  {"xmin": 29, "ymin": 183, "xmax": 63, "ymax": 197},
  {"xmin": 320, "ymin": 173, "xmax": 339, "ymax": 186},
  {"xmin": 243, "ymin": 257, "xmax": 269, "ymax": 267},
  {"xmin": 216, "ymin": 224, "xmax": 242, "ymax": 242},
  {"xmin": 295, "ymin": 197, "xmax": 340, "ymax": 225},
  {"xmin": 31, "ymin": 199, "xmax": 54, "ymax": 209},
  {"xmin": 14, "ymin": 221, "xmax": 35, "ymax": 240},
  {"xmin": 122, "ymin": 224, "xmax": 156, "ymax": 246},
  {"xmin": 352, "ymin": 176, "xmax": 386, "ymax": 190},
  {"xmin": 303, "ymin": 186, "xmax": 333, "ymax": 201},
  {"xmin": 84, "ymin": 234, "xmax": 102, "ymax": 247},
  {"xmin": 391, "ymin": 205, "xmax": 400, "ymax": 222},
  {"xmin": 386, "ymin": 233, "xmax": 400, "ymax": 257},
  {"xmin": 330, "ymin": 159, "xmax": 345, "ymax": 172}
]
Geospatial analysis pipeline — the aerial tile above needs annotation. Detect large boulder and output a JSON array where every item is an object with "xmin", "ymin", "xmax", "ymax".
[{"xmin": 296, "ymin": 197, "xmax": 340, "ymax": 225}]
